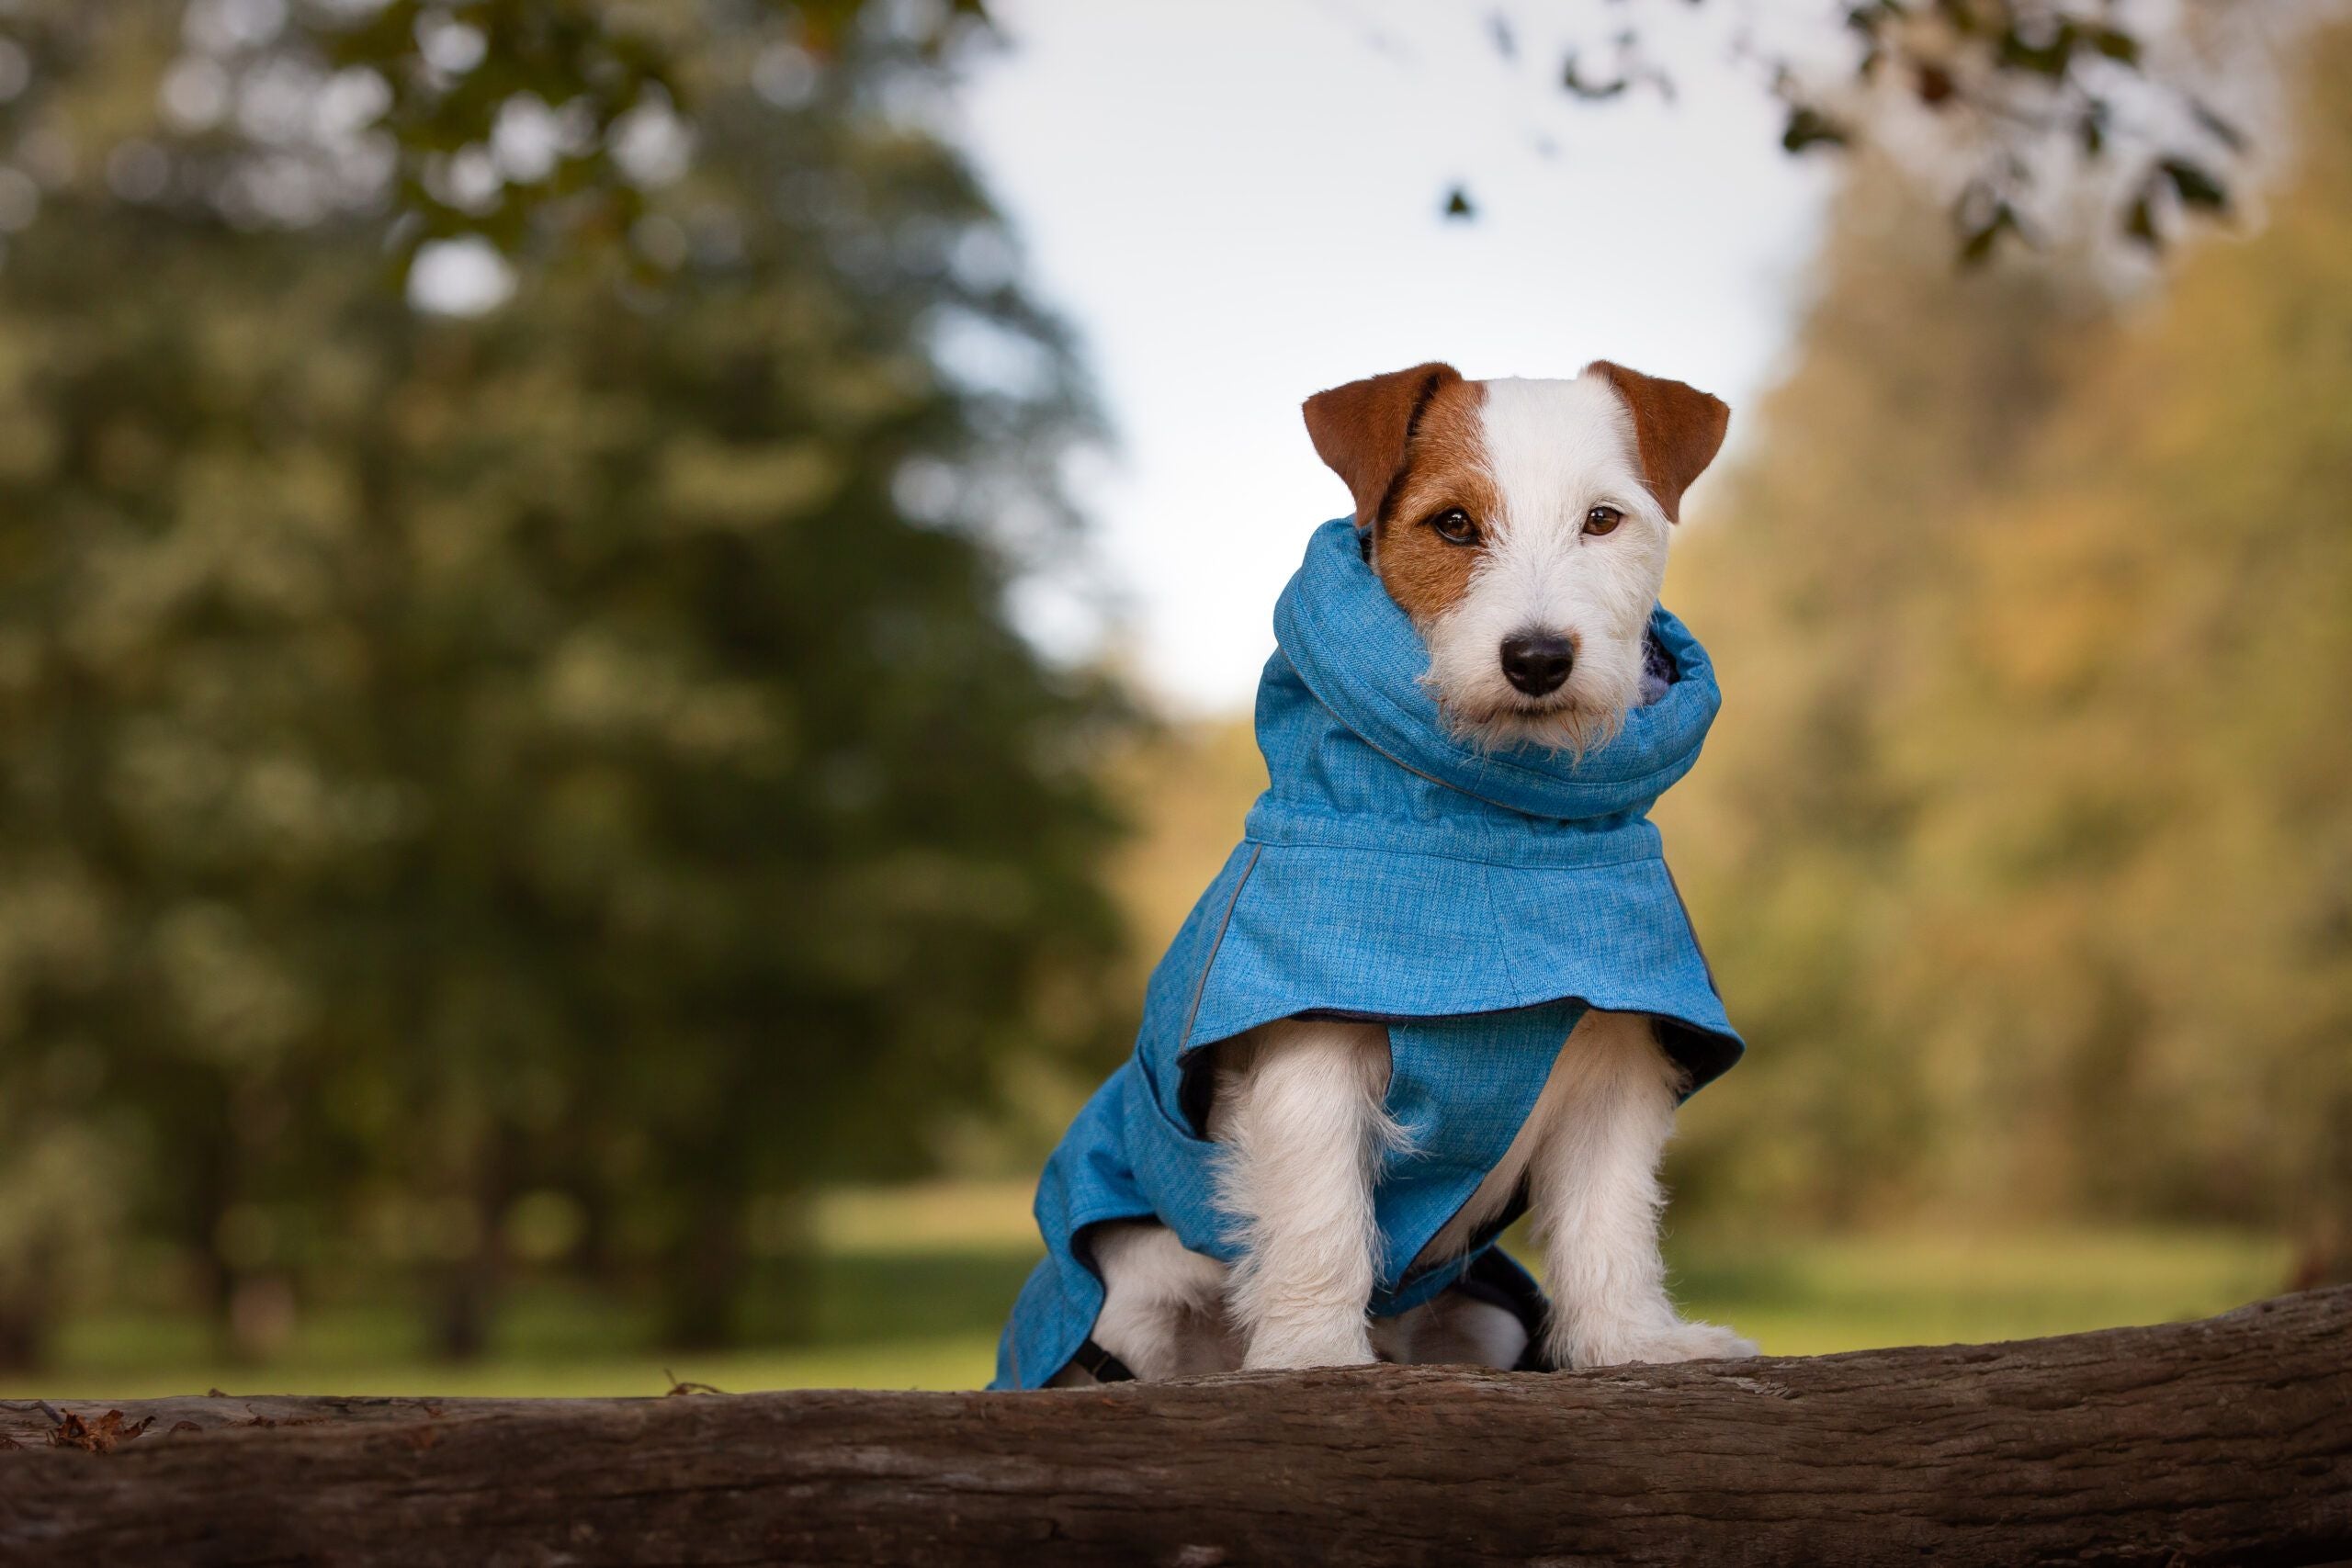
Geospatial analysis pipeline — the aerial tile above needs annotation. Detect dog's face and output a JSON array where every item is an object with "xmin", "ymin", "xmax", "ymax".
[{"xmin": 1303, "ymin": 362, "xmax": 1727, "ymax": 753}]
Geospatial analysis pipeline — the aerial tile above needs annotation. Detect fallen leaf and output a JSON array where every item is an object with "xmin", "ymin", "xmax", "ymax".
[{"xmin": 48, "ymin": 1408, "xmax": 154, "ymax": 1454}]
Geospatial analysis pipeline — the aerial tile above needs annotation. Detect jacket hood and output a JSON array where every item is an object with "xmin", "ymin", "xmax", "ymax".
[{"xmin": 1272, "ymin": 517, "xmax": 1721, "ymax": 825}]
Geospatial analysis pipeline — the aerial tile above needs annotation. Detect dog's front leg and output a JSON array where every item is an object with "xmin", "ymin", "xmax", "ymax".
[
  {"xmin": 1209, "ymin": 1017, "xmax": 1395, "ymax": 1370},
  {"xmin": 1529, "ymin": 1010, "xmax": 1757, "ymax": 1370}
]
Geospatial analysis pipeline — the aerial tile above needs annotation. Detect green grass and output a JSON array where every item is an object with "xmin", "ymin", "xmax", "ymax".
[
  {"xmin": 1664, "ymin": 1225, "xmax": 2291, "ymax": 1358},
  {"xmin": 0, "ymin": 1181, "xmax": 2293, "ymax": 1399}
]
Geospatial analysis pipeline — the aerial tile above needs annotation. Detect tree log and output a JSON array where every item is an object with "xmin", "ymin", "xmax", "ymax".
[{"xmin": 1, "ymin": 1288, "xmax": 2346, "ymax": 1567}]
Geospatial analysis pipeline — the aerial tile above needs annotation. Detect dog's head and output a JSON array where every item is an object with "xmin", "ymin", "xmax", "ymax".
[{"xmin": 1303, "ymin": 361, "xmax": 1727, "ymax": 754}]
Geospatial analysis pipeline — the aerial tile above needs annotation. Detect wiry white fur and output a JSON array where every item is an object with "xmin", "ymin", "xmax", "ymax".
[
  {"xmin": 1048, "ymin": 1220, "xmax": 1237, "ymax": 1383},
  {"xmin": 1074, "ymin": 1011, "xmax": 1751, "ymax": 1381},
  {"xmin": 1521, "ymin": 1010, "xmax": 1754, "ymax": 1368},
  {"xmin": 1367, "ymin": 1280, "xmax": 1529, "ymax": 1369},
  {"xmin": 1421, "ymin": 373, "xmax": 1672, "ymax": 753},
  {"xmin": 1209, "ymin": 1017, "xmax": 1401, "ymax": 1369}
]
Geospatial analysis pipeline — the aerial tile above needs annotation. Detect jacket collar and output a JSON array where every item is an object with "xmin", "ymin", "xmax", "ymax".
[{"xmin": 1270, "ymin": 519, "xmax": 1721, "ymax": 823}]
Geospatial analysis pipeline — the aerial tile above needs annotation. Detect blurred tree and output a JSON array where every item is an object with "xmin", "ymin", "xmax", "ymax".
[
  {"xmin": 0, "ymin": 2, "xmax": 1127, "ymax": 1363},
  {"xmin": 1657, "ymin": 153, "xmax": 2109, "ymax": 1224},
  {"xmin": 1880, "ymin": 21, "xmax": 2352, "ymax": 1273},
  {"xmin": 0, "ymin": 2, "xmax": 2262, "ymax": 284},
  {"xmin": 1663, "ymin": 20, "xmax": 2352, "ymax": 1273},
  {"xmin": 0, "ymin": 0, "xmax": 995, "ymax": 291}
]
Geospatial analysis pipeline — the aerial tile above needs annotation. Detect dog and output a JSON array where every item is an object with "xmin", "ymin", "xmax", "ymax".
[{"xmin": 1005, "ymin": 361, "xmax": 1756, "ymax": 1385}]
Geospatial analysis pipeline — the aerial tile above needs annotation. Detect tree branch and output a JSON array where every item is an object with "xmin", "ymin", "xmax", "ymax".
[{"xmin": 3, "ymin": 1287, "xmax": 2346, "ymax": 1565}]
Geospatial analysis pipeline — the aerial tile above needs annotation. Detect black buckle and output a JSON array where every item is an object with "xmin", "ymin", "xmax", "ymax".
[{"xmin": 1070, "ymin": 1337, "xmax": 1137, "ymax": 1383}]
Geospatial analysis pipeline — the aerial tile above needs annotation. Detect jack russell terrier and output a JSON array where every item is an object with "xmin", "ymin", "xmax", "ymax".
[{"xmin": 994, "ymin": 361, "xmax": 1755, "ymax": 1386}]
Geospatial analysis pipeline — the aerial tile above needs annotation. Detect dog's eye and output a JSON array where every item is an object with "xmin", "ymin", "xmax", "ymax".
[
  {"xmin": 1584, "ymin": 505, "xmax": 1624, "ymax": 536},
  {"xmin": 1429, "ymin": 507, "xmax": 1480, "ymax": 546}
]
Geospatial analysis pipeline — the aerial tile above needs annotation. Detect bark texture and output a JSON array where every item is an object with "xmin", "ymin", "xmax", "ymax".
[{"xmin": 1, "ymin": 1287, "xmax": 2346, "ymax": 1567}]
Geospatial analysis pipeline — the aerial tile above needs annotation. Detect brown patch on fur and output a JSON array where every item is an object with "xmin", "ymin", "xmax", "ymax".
[
  {"xmin": 1367, "ymin": 377, "xmax": 1497, "ymax": 627},
  {"xmin": 1301, "ymin": 363, "xmax": 1462, "ymax": 530},
  {"xmin": 1586, "ymin": 361, "xmax": 1729, "ymax": 522}
]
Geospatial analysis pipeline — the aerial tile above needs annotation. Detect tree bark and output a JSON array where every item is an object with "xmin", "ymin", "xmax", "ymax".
[{"xmin": 1, "ymin": 1288, "xmax": 2345, "ymax": 1567}]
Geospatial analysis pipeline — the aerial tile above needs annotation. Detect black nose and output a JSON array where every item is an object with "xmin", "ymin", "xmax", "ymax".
[{"xmin": 1499, "ymin": 632, "xmax": 1576, "ymax": 697}]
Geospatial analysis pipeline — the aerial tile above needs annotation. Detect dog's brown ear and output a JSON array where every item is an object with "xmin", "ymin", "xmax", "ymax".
[
  {"xmin": 1586, "ymin": 361, "xmax": 1729, "ymax": 523},
  {"xmin": 1302, "ymin": 362, "xmax": 1463, "ymax": 529}
]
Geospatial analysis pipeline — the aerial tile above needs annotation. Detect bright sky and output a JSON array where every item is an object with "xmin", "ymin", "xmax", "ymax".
[{"xmin": 956, "ymin": 0, "xmax": 1836, "ymax": 714}]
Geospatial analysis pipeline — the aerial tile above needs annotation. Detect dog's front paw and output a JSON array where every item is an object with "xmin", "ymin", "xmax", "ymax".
[
  {"xmin": 1557, "ymin": 1316, "xmax": 1758, "ymax": 1370},
  {"xmin": 1242, "ymin": 1322, "xmax": 1377, "ymax": 1371}
]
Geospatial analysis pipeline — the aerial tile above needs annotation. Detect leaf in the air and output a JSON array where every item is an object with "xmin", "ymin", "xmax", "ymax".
[
  {"xmin": 1781, "ymin": 107, "xmax": 1850, "ymax": 154},
  {"xmin": 1996, "ymin": 22, "xmax": 2075, "ymax": 76},
  {"xmin": 1561, "ymin": 51, "xmax": 1630, "ymax": 101},
  {"xmin": 2077, "ymin": 102, "xmax": 2108, "ymax": 157},
  {"xmin": 1914, "ymin": 62, "xmax": 1957, "ymax": 106},
  {"xmin": 2087, "ymin": 26, "xmax": 2142, "ymax": 65},
  {"xmin": 2190, "ymin": 97, "xmax": 2249, "ymax": 153},
  {"xmin": 2161, "ymin": 158, "xmax": 2229, "ymax": 211},
  {"xmin": 1959, "ymin": 201, "xmax": 2018, "ymax": 267}
]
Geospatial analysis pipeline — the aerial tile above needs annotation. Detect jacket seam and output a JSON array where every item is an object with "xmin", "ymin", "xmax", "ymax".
[
  {"xmin": 1178, "ymin": 841, "xmax": 1262, "ymax": 1053},
  {"xmin": 1239, "ymin": 829, "xmax": 1663, "ymax": 874}
]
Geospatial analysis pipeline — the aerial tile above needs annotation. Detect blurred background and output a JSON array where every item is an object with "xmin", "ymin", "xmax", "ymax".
[{"xmin": 0, "ymin": 0, "xmax": 2343, "ymax": 1397}]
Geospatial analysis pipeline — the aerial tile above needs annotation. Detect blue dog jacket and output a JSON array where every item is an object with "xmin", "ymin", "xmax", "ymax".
[{"xmin": 992, "ymin": 518, "xmax": 1743, "ymax": 1389}]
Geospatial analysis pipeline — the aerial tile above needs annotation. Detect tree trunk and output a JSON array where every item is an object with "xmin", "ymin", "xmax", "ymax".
[
  {"xmin": 659, "ymin": 1186, "xmax": 745, "ymax": 1349},
  {"xmin": 0, "ymin": 1303, "xmax": 40, "ymax": 1373},
  {"xmin": 433, "ymin": 1128, "xmax": 516, "ymax": 1362},
  {"xmin": 2, "ymin": 1288, "xmax": 2345, "ymax": 1567},
  {"xmin": 754, "ymin": 1190, "xmax": 820, "ymax": 1345},
  {"xmin": 0, "ymin": 1234, "xmax": 57, "ymax": 1372},
  {"xmin": 2290, "ymin": 1081, "xmax": 2352, "ymax": 1291}
]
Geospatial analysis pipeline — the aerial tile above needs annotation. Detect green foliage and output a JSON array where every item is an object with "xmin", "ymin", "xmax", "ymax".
[
  {"xmin": 0, "ymin": 1, "xmax": 1129, "ymax": 1364},
  {"xmin": 313, "ymin": 0, "xmax": 990, "ymax": 271},
  {"xmin": 0, "ymin": 2, "xmax": 995, "ymax": 279},
  {"xmin": 0, "ymin": 3, "xmax": 2246, "ymax": 276}
]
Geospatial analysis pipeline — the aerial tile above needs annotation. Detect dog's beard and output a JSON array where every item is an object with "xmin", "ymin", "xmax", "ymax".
[
  {"xmin": 1425, "ymin": 680, "xmax": 1630, "ymax": 759},
  {"xmin": 1419, "ymin": 625, "xmax": 1644, "ymax": 759}
]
